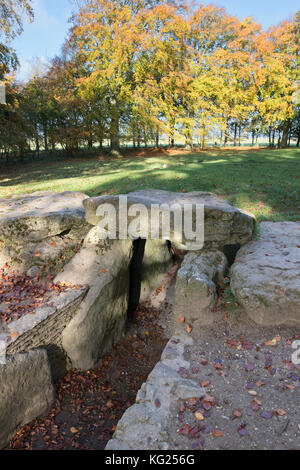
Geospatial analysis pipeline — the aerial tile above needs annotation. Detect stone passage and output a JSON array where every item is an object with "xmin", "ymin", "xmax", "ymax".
[
  {"xmin": 231, "ymin": 222, "xmax": 300, "ymax": 326},
  {"xmin": 0, "ymin": 189, "xmax": 257, "ymax": 449},
  {"xmin": 106, "ymin": 332, "xmax": 205, "ymax": 451}
]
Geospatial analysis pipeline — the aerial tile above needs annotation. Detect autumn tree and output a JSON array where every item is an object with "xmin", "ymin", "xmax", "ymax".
[{"xmin": 0, "ymin": 0, "xmax": 34, "ymax": 78}]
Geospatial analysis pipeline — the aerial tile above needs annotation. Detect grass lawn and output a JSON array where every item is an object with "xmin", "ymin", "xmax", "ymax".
[{"xmin": 0, "ymin": 147, "xmax": 299, "ymax": 222}]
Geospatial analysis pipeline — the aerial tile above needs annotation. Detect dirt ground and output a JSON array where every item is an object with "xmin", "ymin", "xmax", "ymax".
[{"xmin": 169, "ymin": 313, "xmax": 300, "ymax": 450}]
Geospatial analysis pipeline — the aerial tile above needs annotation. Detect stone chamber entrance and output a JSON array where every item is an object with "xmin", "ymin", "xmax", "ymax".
[{"xmin": 7, "ymin": 241, "xmax": 182, "ymax": 450}]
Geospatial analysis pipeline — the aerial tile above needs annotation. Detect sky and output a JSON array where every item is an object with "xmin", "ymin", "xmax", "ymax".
[{"xmin": 12, "ymin": 0, "xmax": 299, "ymax": 81}]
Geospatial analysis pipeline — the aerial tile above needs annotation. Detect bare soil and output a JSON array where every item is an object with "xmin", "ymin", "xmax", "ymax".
[{"xmin": 169, "ymin": 310, "xmax": 300, "ymax": 450}]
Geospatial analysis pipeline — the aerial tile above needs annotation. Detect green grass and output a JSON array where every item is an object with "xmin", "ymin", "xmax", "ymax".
[{"xmin": 0, "ymin": 148, "xmax": 299, "ymax": 222}]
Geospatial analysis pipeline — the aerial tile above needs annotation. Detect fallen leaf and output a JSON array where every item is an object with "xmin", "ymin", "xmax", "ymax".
[
  {"xmin": 273, "ymin": 409, "xmax": 287, "ymax": 416},
  {"xmin": 233, "ymin": 409, "xmax": 242, "ymax": 418},
  {"xmin": 195, "ymin": 411, "xmax": 205, "ymax": 421},
  {"xmin": 154, "ymin": 399, "xmax": 161, "ymax": 409},
  {"xmin": 202, "ymin": 381, "xmax": 211, "ymax": 388},
  {"xmin": 256, "ymin": 381, "xmax": 265, "ymax": 387},
  {"xmin": 261, "ymin": 411, "xmax": 273, "ymax": 419},
  {"xmin": 212, "ymin": 429, "xmax": 224, "ymax": 438}
]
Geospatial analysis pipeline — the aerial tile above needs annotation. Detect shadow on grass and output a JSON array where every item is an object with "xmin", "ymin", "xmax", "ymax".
[{"xmin": 0, "ymin": 148, "xmax": 299, "ymax": 222}]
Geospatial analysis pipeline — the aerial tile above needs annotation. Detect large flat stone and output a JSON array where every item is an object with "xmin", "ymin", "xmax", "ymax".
[
  {"xmin": 0, "ymin": 191, "xmax": 91, "ymax": 274},
  {"xmin": 0, "ymin": 349, "xmax": 55, "ymax": 449},
  {"xmin": 0, "ymin": 191, "xmax": 89, "ymax": 243},
  {"xmin": 84, "ymin": 190, "xmax": 255, "ymax": 250},
  {"xmin": 55, "ymin": 228, "xmax": 133, "ymax": 370},
  {"xmin": 230, "ymin": 222, "xmax": 300, "ymax": 326}
]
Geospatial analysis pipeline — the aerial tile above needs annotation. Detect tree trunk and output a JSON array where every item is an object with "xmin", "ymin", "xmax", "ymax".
[
  {"xmin": 272, "ymin": 129, "xmax": 275, "ymax": 147},
  {"xmin": 110, "ymin": 107, "xmax": 120, "ymax": 151},
  {"xmin": 280, "ymin": 120, "xmax": 291, "ymax": 148},
  {"xmin": 185, "ymin": 128, "xmax": 194, "ymax": 150},
  {"xmin": 224, "ymin": 119, "xmax": 229, "ymax": 146},
  {"xmin": 233, "ymin": 122, "xmax": 238, "ymax": 147},
  {"xmin": 88, "ymin": 133, "xmax": 93, "ymax": 149},
  {"xmin": 156, "ymin": 129, "xmax": 159, "ymax": 148},
  {"xmin": 43, "ymin": 127, "xmax": 49, "ymax": 152},
  {"xmin": 35, "ymin": 135, "xmax": 40, "ymax": 157},
  {"xmin": 144, "ymin": 130, "xmax": 148, "ymax": 148}
]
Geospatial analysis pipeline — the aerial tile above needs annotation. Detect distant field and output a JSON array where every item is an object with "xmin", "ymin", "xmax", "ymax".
[{"xmin": 0, "ymin": 148, "xmax": 299, "ymax": 222}]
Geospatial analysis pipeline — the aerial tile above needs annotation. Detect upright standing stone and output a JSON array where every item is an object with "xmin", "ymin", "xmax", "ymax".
[
  {"xmin": 0, "ymin": 349, "xmax": 55, "ymax": 449},
  {"xmin": 55, "ymin": 227, "xmax": 133, "ymax": 370},
  {"xmin": 173, "ymin": 251, "xmax": 228, "ymax": 329}
]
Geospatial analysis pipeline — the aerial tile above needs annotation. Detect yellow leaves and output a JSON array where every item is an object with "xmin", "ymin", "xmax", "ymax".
[
  {"xmin": 70, "ymin": 427, "xmax": 79, "ymax": 434},
  {"xmin": 195, "ymin": 411, "xmax": 205, "ymax": 421},
  {"xmin": 265, "ymin": 337, "xmax": 281, "ymax": 347}
]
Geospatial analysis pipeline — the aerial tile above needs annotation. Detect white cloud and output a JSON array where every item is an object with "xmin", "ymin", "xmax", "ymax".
[{"xmin": 16, "ymin": 56, "xmax": 50, "ymax": 82}]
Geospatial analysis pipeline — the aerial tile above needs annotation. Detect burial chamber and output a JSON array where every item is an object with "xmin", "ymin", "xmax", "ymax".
[
  {"xmin": 0, "ymin": 189, "xmax": 256, "ymax": 449},
  {"xmin": 0, "ymin": 189, "xmax": 255, "ymax": 374}
]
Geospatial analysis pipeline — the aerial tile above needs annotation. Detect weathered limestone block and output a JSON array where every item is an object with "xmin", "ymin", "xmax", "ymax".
[
  {"xmin": 230, "ymin": 222, "xmax": 300, "ymax": 326},
  {"xmin": 0, "ymin": 349, "xmax": 55, "ymax": 449},
  {"xmin": 1, "ymin": 288, "xmax": 88, "ymax": 381},
  {"xmin": 0, "ymin": 191, "xmax": 91, "ymax": 274},
  {"xmin": 0, "ymin": 191, "xmax": 89, "ymax": 242},
  {"xmin": 84, "ymin": 190, "xmax": 255, "ymax": 250},
  {"xmin": 106, "ymin": 332, "xmax": 205, "ymax": 450},
  {"xmin": 140, "ymin": 240, "xmax": 173, "ymax": 302},
  {"xmin": 173, "ymin": 251, "xmax": 228, "ymax": 328},
  {"xmin": 55, "ymin": 227, "xmax": 133, "ymax": 370}
]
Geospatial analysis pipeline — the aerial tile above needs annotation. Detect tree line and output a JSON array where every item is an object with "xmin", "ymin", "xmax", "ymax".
[{"xmin": 0, "ymin": 0, "xmax": 299, "ymax": 161}]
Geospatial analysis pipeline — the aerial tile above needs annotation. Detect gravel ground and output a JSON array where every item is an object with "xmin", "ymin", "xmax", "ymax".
[{"xmin": 168, "ymin": 311, "xmax": 300, "ymax": 450}]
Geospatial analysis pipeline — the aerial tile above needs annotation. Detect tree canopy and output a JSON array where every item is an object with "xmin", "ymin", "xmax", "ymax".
[{"xmin": 0, "ymin": 1, "xmax": 299, "ymax": 160}]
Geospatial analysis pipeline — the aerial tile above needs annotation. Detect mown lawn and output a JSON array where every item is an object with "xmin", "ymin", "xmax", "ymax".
[{"xmin": 0, "ymin": 147, "xmax": 299, "ymax": 222}]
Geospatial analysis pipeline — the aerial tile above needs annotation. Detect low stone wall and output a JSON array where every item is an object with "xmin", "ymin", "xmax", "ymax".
[
  {"xmin": 106, "ymin": 331, "xmax": 204, "ymax": 450},
  {"xmin": 1, "ymin": 287, "xmax": 88, "ymax": 380}
]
